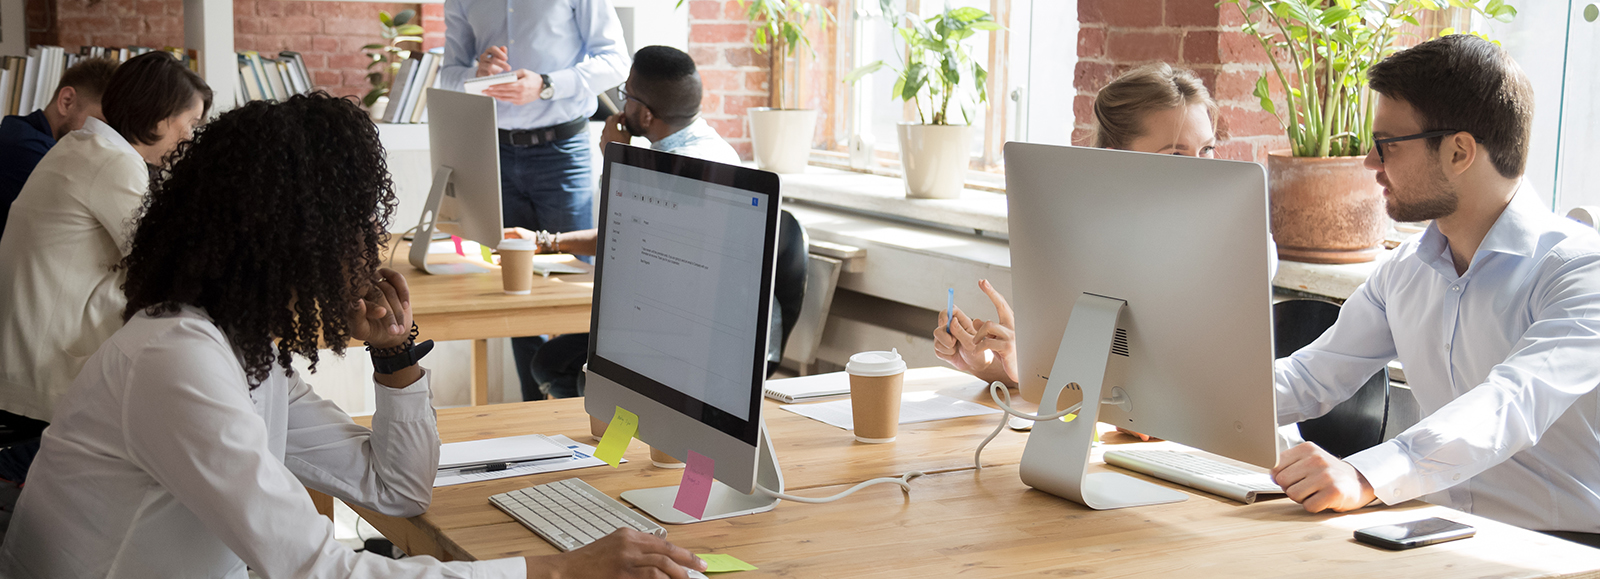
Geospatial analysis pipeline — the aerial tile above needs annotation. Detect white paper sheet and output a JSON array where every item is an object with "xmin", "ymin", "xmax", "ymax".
[
  {"xmin": 780, "ymin": 391, "xmax": 1000, "ymax": 430},
  {"xmin": 433, "ymin": 435, "xmax": 621, "ymax": 487}
]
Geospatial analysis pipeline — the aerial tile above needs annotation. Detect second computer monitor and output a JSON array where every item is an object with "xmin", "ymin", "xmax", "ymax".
[{"xmin": 1006, "ymin": 142, "xmax": 1278, "ymax": 468}]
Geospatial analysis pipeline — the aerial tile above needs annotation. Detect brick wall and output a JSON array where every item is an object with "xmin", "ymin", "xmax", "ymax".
[
  {"xmin": 1075, "ymin": 0, "xmax": 1288, "ymax": 163},
  {"xmin": 685, "ymin": 0, "xmax": 838, "ymax": 162},
  {"xmin": 25, "ymin": 0, "xmax": 426, "ymax": 100}
]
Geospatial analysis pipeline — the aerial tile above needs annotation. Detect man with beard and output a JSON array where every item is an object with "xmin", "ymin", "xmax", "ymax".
[
  {"xmin": 1268, "ymin": 34, "xmax": 1600, "ymax": 549},
  {"xmin": 507, "ymin": 45, "xmax": 739, "ymax": 399}
]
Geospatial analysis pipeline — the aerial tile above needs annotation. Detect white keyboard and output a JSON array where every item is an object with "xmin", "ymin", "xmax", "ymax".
[
  {"xmin": 1104, "ymin": 449, "xmax": 1286, "ymax": 504},
  {"xmin": 489, "ymin": 478, "xmax": 667, "ymax": 551}
]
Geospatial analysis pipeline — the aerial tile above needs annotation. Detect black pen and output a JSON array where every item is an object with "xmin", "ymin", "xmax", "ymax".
[{"xmin": 446, "ymin": 454, "xmax": 574, "ymax": 476}]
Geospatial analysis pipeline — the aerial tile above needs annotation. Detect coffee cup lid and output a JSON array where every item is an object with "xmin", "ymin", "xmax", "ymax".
[
  {"xmin": 498, "ymin": 238, "xmax": 537, "ymax": 251},
  {"xmin": 846, "ymin": 349, "xmax": 906, "ymax": 377}
]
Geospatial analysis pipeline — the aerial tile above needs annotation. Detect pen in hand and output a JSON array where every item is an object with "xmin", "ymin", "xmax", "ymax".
[{"xmin": 946, "ymin": 288, "xmax": 955, "ymax": 334}]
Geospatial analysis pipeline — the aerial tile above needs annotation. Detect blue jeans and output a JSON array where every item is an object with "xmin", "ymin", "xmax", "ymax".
[{"xmin": 500, "ymin": 133, "xmax": 594, "ymax": 402}]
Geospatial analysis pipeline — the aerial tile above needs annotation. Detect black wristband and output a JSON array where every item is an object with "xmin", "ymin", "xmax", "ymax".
[{"xmin": 367, "ymin": 322, "xmax": 433, "ymax": 374}]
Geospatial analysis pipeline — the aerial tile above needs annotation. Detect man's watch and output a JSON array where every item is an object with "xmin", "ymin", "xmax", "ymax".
[{"xmin": 538, "ymin": 74, "xmax": 554, "ymax": 100}]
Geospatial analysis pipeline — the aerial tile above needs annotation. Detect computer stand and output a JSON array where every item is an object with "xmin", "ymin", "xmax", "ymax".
[
  {"xmin": 408, "ymin": 166, "xmax": 490, "ymax": 275},
  {"xmin": 1018, "ymin": 293, "xmax": 1188, "ymax": 510},
  {"xmin": 620, "ymin": 423, "xmax": 784, "ymax": 524}
]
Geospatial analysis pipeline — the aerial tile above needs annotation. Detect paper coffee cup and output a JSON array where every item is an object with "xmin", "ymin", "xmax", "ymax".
[
  {"xmin": 846, "ymin": 349, "xmax": 907, "ymax": 443},
  {"xmin": 589, "ymin": 415, "xmax": 607, "ymax": 442},
  {"xmin": 649, "ymin": 446, "xmax": 684, "ymax": 469},
  {"xmin": 499, "ymin": 238, "xmax": 537, "ymax": 295}
]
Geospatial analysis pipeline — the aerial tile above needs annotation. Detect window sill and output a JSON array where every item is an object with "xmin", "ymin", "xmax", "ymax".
[{"xmin": 779, "ymin": 166, "xmax": 1010, "ymax": 238}]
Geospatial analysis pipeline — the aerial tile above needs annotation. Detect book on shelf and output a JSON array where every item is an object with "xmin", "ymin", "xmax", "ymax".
[
  {"xmin": 382, "ymin": 57, "xmax": 419, "ymax": 124},
  {"xmin": 380, "ymin": 48, "xmax": 444, "ymax": 125},
  {"xmin": 409, "ymin": 52, "xmax": 443, "ymax": 124},
  {"xmin": 2, "ymin": 44, "xmax": 206, "ymax": 117}
]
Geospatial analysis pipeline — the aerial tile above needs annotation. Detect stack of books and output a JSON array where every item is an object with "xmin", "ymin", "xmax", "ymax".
[
  {"xmin": 234, "ymin": 51, "xmax": 313, "ymax": 108},
  {"xmin": 1, "ymin": 45, "xmax": 197, "ymax": 116},
  {"xmin": 381, "ymin": 48, "xmax": 443, "ymax": 124}
]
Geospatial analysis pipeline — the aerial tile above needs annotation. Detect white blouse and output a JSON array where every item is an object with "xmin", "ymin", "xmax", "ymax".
[{"xmin": 0, "ymin": 307, "xmax": 525, "ymax": 578}]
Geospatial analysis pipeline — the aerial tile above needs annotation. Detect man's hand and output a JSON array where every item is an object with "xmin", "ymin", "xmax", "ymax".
[
  {"xmin": 1272, "ymin": 442, "xmax": 1378, "ymax": 513},
  {"xmin": 932, "ymin": 279, "xmax": 1018, "ymax": 387},
  {"xmin": 482, "ymin": 69, "xmax": 545, "ymax": 105},
  {"xmin": 601, "ymin": 112, "xmax": 632, "ymax": 146},
  {"xmin": 349, "ymin": 268, "xmax": 412, "ymax": 350},
  {"xmin": 526, "ymin": 529, "xmax": 706, "ymax": 579},
  {"xmin": 476, "ymin": 46, "xmax": 510, "ymax": 78}
]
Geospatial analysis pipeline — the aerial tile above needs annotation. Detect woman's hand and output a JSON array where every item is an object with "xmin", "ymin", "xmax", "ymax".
[
  {"xmin": 349, "ymin": 268, "xmax": 413, "ymax": 350},
  {"xmin": 933, "ymin": 279, "xmax": 1019, "ymax": 388},
  {"xmin": 525, "ymin": 529, "xmax": 706, "ymax": 579}
]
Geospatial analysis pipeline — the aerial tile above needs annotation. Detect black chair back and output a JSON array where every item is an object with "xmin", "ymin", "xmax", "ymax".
[
  {"xmin": 768, "ymin": 210, "xmax": 808, "ymax": 377},
  {"xmin": 1274, "ymin": 299, "xmax": 1389, "ymax": 459}
]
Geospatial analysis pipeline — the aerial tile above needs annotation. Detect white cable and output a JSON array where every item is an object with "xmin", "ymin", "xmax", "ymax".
[
  {"xmin": 387, "ymin": 225, "xmax": 422, "ymax": 269},
  {"xmin": 974, "ymin": 380, "xmax": 1082, "ymax": 469},
  {"xmin": 754, "ymin": 470, "xmax": 924, "ymax": 504}
]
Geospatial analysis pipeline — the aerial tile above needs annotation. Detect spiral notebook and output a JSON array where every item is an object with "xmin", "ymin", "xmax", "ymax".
[{"xmin": 763, "ymin": 372, "xmax": 852, "ymax": 403}]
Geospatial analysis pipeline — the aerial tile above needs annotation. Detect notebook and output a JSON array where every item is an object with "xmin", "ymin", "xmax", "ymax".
[
  {"xmin": 763, "ymin": 372, "xmax": 853, "ymax": 403},
  {"xmin": 438, "ymin": 434, "xmax": 570, "ymax": 470},
  {"xmin": 463, "ymin": 71, "xmax": 518, "ymax": 96}
]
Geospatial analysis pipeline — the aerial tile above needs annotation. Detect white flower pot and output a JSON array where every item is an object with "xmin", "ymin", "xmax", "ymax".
[
  {"xmin": 749, "ymin": 108, "xmax": 817, "ymax": 174},
  {"xmin": 369, "ymin": 96, "xmax": 389, "ymax": 122},
  {"xmin": 897, "ymin": 123, "xmax": 971, "ymax": 199}
]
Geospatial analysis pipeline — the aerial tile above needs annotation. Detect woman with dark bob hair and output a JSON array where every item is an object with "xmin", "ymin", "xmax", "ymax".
[{"xmin": 0, "ymin": 93, "xmax": 703, "ymax": 579}]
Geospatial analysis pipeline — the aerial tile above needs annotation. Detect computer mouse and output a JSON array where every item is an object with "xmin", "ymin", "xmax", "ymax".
[{"xmin": 1007, "ymin": 415, "xmax": 1033, "ymax": 431}]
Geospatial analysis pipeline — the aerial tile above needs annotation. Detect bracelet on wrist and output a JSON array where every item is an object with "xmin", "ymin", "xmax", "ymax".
[{"xmin": 366, "ymin": 322, "xmax": 434, "ymax": 374}]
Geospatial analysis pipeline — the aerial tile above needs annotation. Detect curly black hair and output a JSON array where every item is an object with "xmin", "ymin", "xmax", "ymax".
[{"xmin": 120, "ymin": 92, "xmax": 397, "ymax": 385}]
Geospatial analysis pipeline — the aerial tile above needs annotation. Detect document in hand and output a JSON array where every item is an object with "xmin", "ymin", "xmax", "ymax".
[{"xmin": 463, "ymin": 71, "xmax": 518, "ymax": 96}]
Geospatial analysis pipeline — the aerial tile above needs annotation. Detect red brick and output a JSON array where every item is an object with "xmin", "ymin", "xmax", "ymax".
[
  {"xmin": 312, "ymin": 35, "xmax": 341, "ymax": 52},
  {"xmin": 707, "ymin": 117, "xmax": 745, "ymax": 139},
  {"xmin": 343, "ymin": 69, "xmax": 374, "ymax": 87},
  {"xmin": 743, "ymin": 70, "xmax": 769, "ymax": 93},
  {"xmin": 137, "ymin": 0, "xmax": 170, "ymax": 18},
  {"xmin": 1219, "ymin": 30, "xmax": 1270, "ymax": 65},
  {"xmin": 1166, "ymin": 0, "xmax": 1219, "ymax": 27},
  {"xmin": 235, "ymin": 17, "xmax": 264, "ymax": 35},
  {"xmin": 1182, "ymin": 30, "xmax": 1220, "ymax": 65},
  {"xmin": 142, "ymin": 16, "xmax": 182, "ymax": 35},
  {"xmin": 322, "ymin": 18, "xmax": 371, "ymax": 36},
  {"xmin": 700, "ymin": 93, "xmax": 722, "ymax": 114},
  {"xmin": 1073, "ymin": 94, "xmax": 1095, "ymax": 129},
  {"xmin": 281, "ymin": 2, "xmax": 312, "ymax": 17},
  {"xmin": 690, "ymin": 46, "xmax": 721, "ymax": 66},
  {"xmin": 1077, "ymin": 26, "xmax": 1106, "ymax": 59},
  {"xmin": 724, "ymin": 47, "xmax": 759, "ymax": 67},
  {"xmin": 694, "ymin": 22, "xmax": 752, "ymax": 44},
  {"xmin": 686, "ymin": 0, "xmax": 721, "ymax": 20},
  {"xmin": 1074, "ymin": 61, "xmax": 1117, "ymax": 92},
  {"xmin": 422, "ymin": 3, "xmax": 444, "ymax": 19},
  {"xmin": 95, "ymin": 33, "xmax": 139, "ymax": 47},
  {"xmin": 256, "ymin": 0, "xmax": 285, "ymax": 18},
  {"xmin": 1081, "ymin": 0, "xmax": 1162, "ymax": 28},
  {"xmin": 422, "ymin": 33, "xmax": 446, "ymax": 52},
  {"xmin": 1106, "ymin": 31, "xmax": 1180, "ymax": 63},
  {"xmin": 1071, "ymin": 127, "xmax": 1095, "ymax": 147},
  {"xmin": 1215, "ymin": 140, "xmax": 1255, "ymax": 162},
  {"xmin": 327, "ymin": 53, "xmax": 371, "ymax": 70},
  {"xmin": 724, "ymin": 94, "xmax": 769, "ymax": 116},
  {"xmin": 698, "ymin": 69, "xmax": 740, "ymax": 91},
  {"xmin": 723, "ymin": 0, "xmax": 750, "ymax": 21},
  {"xmin": 1218, "ymin": 105, "xmax": 1283, "ymax": 137},
  {"xmin": 312, "ymin": 2, "xmax": 345, "ymax": 18},
  {"xmin": 233, "ymin": 0, "xmax": 253, "ymax": 18},
  {"xmin": 263, "ymin": 15, "xmax": 322, "ymax": 35},
  {"xmin": 314, "ymin": 69, "xmax": 343, "ymax": 87}
]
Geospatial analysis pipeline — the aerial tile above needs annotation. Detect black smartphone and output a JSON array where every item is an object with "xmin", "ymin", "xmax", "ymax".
[{"xmin": 1355, "ymin": 517, "xmax": 1476, "ymax": 550}]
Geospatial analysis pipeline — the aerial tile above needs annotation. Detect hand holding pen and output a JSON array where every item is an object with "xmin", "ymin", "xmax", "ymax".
[{"xmin": 933, "ymin": 280, "xmax": 1019, "ymax": 388}]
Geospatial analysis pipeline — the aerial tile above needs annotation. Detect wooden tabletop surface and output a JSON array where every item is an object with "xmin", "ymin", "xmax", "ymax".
[
  {"xmin": 348, "ymin": 368, "xmax": 1600, "ymax": 578},
  {"xmin": 385, "ymin": 240, "xmax": 595, "ymax": 342}
]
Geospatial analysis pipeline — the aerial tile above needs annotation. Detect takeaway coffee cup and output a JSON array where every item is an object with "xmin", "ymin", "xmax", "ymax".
[
  {"xmin": 846, "ymin": 349, "xmax": 907, "ymax": 443},
  {"xmin": 498, "ymin": 238, "xmax": 537, "ymax": 295},
  {"xmin": 649, "ymin": 446, "xmax": 684, "ymax": 469}
]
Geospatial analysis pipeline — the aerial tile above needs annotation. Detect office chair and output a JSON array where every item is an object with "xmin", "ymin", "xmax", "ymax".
[
  {"xmin": 768, "ymin": 210, "xmax": 809, "ymax": 377},
  {"xmin": 1274, "ymin": 299, "xmax": 1389, "ymax": 459}
]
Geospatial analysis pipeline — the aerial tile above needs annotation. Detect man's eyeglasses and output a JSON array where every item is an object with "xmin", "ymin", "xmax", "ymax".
[
  {"xmin": 1372, "ymin": 129, "xmax": 1468, "ymax": 164},
  {"xmin": 617, "ymin": 83, "xmax": 653, "ymax": 113}
]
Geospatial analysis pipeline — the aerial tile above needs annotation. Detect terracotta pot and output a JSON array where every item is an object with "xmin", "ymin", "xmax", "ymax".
[
  {"xmin": 897, "ymin": 123, "xmax": 971, "ymax": 199},
  {"xmin": 749, "ymin": 108, "xmax": 817, "ymax": 174},
  {"xmin": 1268, "ymin": 151, "xmax": 1388, "ymax": 264}
]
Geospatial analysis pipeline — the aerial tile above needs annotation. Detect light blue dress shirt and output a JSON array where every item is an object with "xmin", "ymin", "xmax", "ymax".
[
  {"xmin": 1275, "ymin": 183, "xmax": 1600, "ymax": 533},
  {"xmin": 440, "ymin": 0, "xmax": 630, "ymax": 131},
  {"xmin": 652, "ymin": 119, "xmax": 742, "ymax": 166}
]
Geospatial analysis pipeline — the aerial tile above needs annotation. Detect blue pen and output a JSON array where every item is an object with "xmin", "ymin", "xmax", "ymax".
[{"xmin": 946, "ymin": 288, "xmax": 955, "ymax": 334}]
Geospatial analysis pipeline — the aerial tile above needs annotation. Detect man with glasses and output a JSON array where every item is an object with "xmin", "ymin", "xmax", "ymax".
[
  {"xmin": 438, "ymin": 0, "xmax": 629, "ymax": 401},
  {"xmin": 508, "ymin": 45, "xmax": 740, "ymax": 399},
  {"xmin": 1268, "ymin": 35, "xmax": 1600, "ymax": 548}
]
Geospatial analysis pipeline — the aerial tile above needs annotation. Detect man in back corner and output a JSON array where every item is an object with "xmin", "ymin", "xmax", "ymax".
[
  {"xmin": 1270, "ymin": 34, "xmax": 1600, "ymax": 548},
  {"xmin": 438, "ymin": 0, "xmax": 629, "ymax": 401},
  {"xmin": 0, "ymin": 58, "xmax": 119, "ymax": 239}
]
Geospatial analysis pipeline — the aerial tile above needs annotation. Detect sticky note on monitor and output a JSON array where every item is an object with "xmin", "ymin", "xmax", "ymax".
[
  {"xmin": 673, "ymin": 450, "xmax": 715, "ymax": 519},
  {"xmin": 698, "ymin": 553, "xmax": 757, "ymax": 573},
  {"xmin": 594, "ymin": 407, "xmax": 637, "ymax": 467}
]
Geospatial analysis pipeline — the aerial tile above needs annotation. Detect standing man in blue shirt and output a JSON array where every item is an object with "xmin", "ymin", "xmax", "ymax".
[
  {"xmin": 0, "ymin": 58, "xmax": 119, "ymax": 238},
  {"xmin": 438, "ymin": 0, "xmax": 630, "ymax": 401}
]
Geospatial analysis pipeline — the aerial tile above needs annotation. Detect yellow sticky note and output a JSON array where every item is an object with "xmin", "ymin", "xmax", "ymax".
[
  {"xmin": 480, "ymin": 244, "xmax": 495, "ymax": 264},
  {"xmin": 698, "ymin": 554, "xmax": 757, "ymax": 573},
  {"xmin": 593, "ymin": 406, "xmax": 637, "ymax": 467},
  {"xmin": 1061, "ymin": 414, "xmax": 1099, "ymax": 442}
]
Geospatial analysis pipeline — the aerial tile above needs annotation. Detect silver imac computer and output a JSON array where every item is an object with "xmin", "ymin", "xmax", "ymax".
[
  {"xmin": 583, "ymin": 142, "xmax": 785, "ymax": 524},
  {"xmin": 408, "ymin": 88, "xmax": 504, "ymax": 275},
  {"xmin": 1004, "ymin": 142, "xmax": 1277, "ymax": 510}
]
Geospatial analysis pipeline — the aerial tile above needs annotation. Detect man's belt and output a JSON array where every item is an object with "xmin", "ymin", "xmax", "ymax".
[{"xmin": 498, "ymin": 117, "xmax": 589, "ymax": 146}]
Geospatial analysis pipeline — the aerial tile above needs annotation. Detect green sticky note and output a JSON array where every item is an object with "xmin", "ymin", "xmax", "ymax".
[
  {"xmin": 593, "ymin": 406, "xmax": 637, "ymax": 467},
  {"xmin": 698, "ymin": 553, "xmax": 757, "ymax": 573},
  {"xmin": 480, "ymin": 244, "xmax": 494, "ymax": 264}
]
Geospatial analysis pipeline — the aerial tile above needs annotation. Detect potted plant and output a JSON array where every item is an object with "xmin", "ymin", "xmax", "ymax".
[
  {"xmin": 361, "ymin": 9, "xmax": 425, "ymax": 120},
  {"xmin": 847, "ymin": 1, "xmax": 999, "ymax": 199},
  {"xmin": 742, "ymin": 0, "xmax": 832, "ymax": 174},
  {"xmin": 1224, "ymin": 0, "xmax": 1516, "ymax": 263}
]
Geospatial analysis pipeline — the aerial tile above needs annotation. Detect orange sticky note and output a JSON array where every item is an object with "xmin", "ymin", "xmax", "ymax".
[
  {"xmin": 593, "ymin": 407, "xmax": 637, "ymax": 467},
  {"xmin": 673, "ymin": 450, "xmax": 715, "ymax": 519}
]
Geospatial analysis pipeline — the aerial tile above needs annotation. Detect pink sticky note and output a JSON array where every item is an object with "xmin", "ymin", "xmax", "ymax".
[
  {"xmin": 451, "ymin": 235, "xmax": 465, "ymax": 256},
  {"xmin": 672, "ymin": 450, "xmax": 715, "ymax": 519}
]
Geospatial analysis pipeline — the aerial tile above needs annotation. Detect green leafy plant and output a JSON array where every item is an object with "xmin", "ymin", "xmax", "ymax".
[
  {"xmin": 742, "ymin": 0, "xmax": 832, "ymax": 110},
  {"xmin": 1223, "ymin": 0, "xmax": 1517, "ymax": 158},
  {"xmin": 361, "ymin": 9, "xmax": 425, "ymax": 108},
  {"xmin": 845, "ymin": 0, "xmax": 1001, "ymax": 126}
]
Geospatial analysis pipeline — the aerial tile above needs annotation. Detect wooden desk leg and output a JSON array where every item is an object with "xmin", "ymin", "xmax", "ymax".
[
  {"xmin": 308, "ymin": 487, "xmax": 334, "ymax": 523},
  {"xmin": 471, "ymin": 339, "xmax": 490, "ymax": 406}
]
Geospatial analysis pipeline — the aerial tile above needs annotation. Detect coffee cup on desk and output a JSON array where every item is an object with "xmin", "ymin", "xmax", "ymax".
[
  {"xmin": 649, "ymin": 446, "xmax": 684, "ymax": 469},
  {"xmin": 498, "ymin": 238, "xmax": 537, "ymax": 295},
  {"xmin": 846, "ymin": 349, "xmax": 907, "ymax": 443}
]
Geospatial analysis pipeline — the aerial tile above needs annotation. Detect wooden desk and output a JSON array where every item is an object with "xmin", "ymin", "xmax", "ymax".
[
  {"xmin": 389, "ymin": 241, "xmax": 594, "ymax": 404},
  {"xmin": 351, "ymin": 369, "xmax": 1600, "ymax": 578}
]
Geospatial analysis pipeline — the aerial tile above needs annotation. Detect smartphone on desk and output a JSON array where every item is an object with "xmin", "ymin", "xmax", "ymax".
[{"xmin": 1355, "ymin": 517, "xmax": 1475, "ymax": 550}]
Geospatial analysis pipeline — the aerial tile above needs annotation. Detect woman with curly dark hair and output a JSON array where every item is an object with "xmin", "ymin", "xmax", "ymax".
[{"xmin": 0, "ymin": 93, "xmax": 703, "ymax": 579}]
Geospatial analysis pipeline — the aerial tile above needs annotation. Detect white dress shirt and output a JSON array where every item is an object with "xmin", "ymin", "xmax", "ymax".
[
  {"xmin": 439, "ymin": 0, "xmax": 630, "ymax": 130},
  {"xmin": 0, "ymin": 307, "xmax": 526, "ymax": 578},
  {"xmin": 652, "ymin": 118, "xmax": 742, "ymax": 166},
  {"xmin": 0, "ymin": 117, "xmax": 148, "ymax": 421},
  {"xmin": 1275, "ymin": 183, "xmax": 1600, "ymax": 533}
]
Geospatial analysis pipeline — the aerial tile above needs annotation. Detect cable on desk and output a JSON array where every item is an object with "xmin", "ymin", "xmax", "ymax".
[
  {"xmin": 755, "ymin": 470, "xmax": 925, "ymax": 504},
  {"xmin": 387, "ymin": 225, "xmax": 421, "ymax": 269},
  {"xmin": 975, "ymin": 380, "xmax": 1082, "ymax": 470}
]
